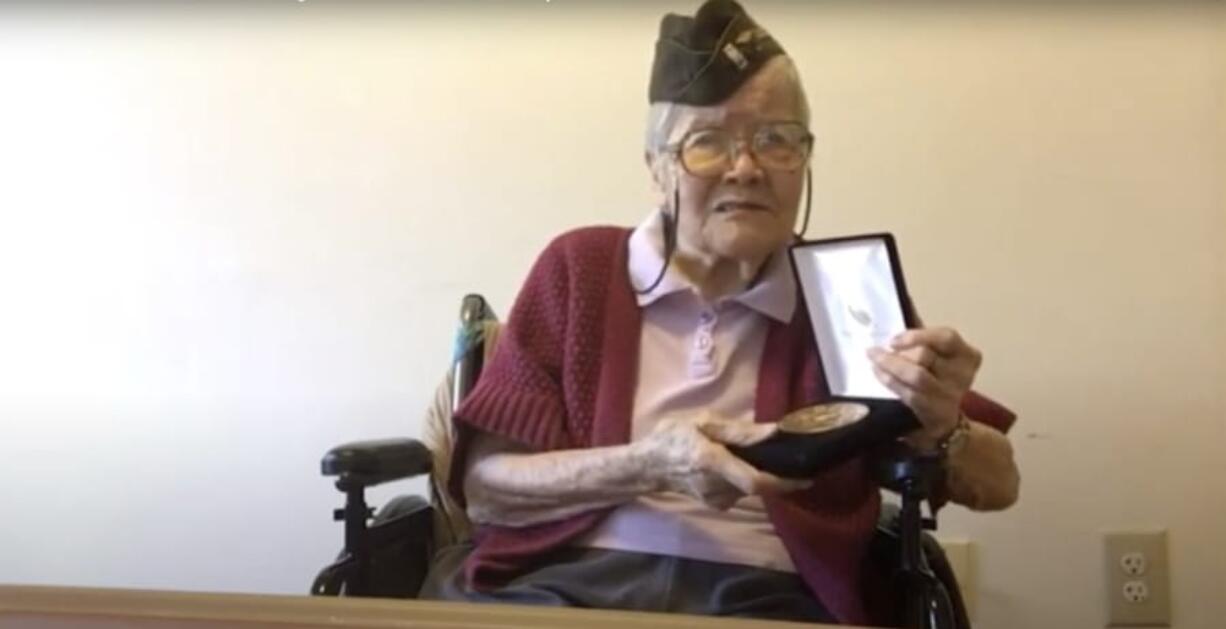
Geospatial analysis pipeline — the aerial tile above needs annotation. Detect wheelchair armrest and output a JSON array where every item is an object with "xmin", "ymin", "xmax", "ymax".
[{"xmin": 321, "ymin": 438, "xmax": 432, "ymax": 489}]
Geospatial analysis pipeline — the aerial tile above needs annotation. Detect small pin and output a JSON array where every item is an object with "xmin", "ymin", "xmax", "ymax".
[
  {"xmin": 722, "ymin": 43, "xmax": 748, "ymax": 69},
  {"xmin": 848, "ymin": 304, "xmax": 873, "ymax": 326}
]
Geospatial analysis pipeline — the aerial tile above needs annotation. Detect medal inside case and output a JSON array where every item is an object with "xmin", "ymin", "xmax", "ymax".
[{"xmin": 728, "ymin": 234, "xmax": 924, "ymax": 478}]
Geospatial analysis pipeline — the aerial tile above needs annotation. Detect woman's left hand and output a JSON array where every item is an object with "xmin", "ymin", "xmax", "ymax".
[{"xmin": 867, "ymin": 327, "xmax": 982, "ymax": 450}]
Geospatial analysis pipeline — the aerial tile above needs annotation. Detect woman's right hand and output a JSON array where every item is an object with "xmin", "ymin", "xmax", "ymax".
[{"xmin": 635, "ymin": 414, "xmax": 812, "ymax": 510}]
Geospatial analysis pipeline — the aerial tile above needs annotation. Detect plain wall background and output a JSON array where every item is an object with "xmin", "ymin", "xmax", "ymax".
[{"xmin": 1, "ymin": 2, "xmax": 1223, "ymax": 627}]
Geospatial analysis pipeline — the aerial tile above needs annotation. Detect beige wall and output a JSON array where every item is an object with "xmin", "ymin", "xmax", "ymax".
[{"xmin": 0, "ymin": 2, "xmax": 1222, "ymax": 628}]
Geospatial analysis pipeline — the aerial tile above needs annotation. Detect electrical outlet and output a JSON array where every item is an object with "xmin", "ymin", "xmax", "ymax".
[
  {"xmin": 1122, "ymin": 580, "xmax": 1149, "ymax": 604},
  {"xmin": 1104, "ymin": 530, "xmax": 1170, "ymax": 626},
  {"xmin": 1120, "ymin": 552, "xmax": 1147, "ymax": 576}
]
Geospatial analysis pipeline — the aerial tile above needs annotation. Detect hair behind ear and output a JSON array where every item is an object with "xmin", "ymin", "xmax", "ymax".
[{"xmin": 645, "ymin": 150, "xmax": 677, "ymax": 210}]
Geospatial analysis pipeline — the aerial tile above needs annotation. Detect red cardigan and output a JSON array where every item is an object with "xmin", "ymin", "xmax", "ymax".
[{"xmin": 449, "ymin": 226, "xmax": 1015, "ymax": 625}]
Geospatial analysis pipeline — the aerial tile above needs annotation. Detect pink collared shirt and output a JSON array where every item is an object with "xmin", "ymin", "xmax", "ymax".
[{"xmin": 574, "ymin": 210, "xmax": 799, "ymax": 572}]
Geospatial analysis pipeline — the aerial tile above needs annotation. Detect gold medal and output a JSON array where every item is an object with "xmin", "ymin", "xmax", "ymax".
[{"xmin": 777, "ymin": 402, "xmax": 869, "ymax": 434}]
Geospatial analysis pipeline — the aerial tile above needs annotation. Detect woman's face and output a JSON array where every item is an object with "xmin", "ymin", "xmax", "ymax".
[{"xmin": 653, "ymin": 61, "xmax": 809, "ymax": 265}]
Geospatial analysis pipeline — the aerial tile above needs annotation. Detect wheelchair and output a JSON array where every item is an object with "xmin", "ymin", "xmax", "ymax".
[{"xmin": 311, "ymin": 294, "xmax": 973, "ymax": 628}]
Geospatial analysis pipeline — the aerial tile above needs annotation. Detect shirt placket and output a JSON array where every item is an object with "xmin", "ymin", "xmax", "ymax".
[{"xmin": 688, "ymin": 306, "xmax": 719, "ymax": 378}]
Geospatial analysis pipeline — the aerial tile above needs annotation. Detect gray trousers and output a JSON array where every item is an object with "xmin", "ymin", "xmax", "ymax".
[{"xmin": 418, "ymin": 543, "xmax": 836, "ymax": 624}]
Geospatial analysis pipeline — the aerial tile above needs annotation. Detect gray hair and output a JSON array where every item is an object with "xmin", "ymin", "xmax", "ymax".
[{"xmin": 644, "ymin": 55, "xmax": 811, "ymax": 160}]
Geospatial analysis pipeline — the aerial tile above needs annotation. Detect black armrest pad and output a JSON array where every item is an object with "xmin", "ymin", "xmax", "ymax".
[{"xmin": 321, "ymin": 438, "xmax": 433, "ymax": 486}]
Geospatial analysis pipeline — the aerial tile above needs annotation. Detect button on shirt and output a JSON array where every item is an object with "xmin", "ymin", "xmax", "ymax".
[{"xmin": 574, "ymin": 210, "xmax": 800, "ymax": 573}]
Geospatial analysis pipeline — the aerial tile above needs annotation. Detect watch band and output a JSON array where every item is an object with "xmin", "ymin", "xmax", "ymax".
[{"xmin": 935, "ymin": 413, "xmax": 971, "ymax": 457}]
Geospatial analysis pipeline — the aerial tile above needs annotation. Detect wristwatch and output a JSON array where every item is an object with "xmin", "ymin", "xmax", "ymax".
[{"xmin": 935, "ymin": 413, "xmax": 971, "ymax": 457}]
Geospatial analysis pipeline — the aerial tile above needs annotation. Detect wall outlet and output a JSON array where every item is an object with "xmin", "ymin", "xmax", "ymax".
[
  {"xmin": 1104, "ymin": 530, "xmax": 1171, "ymax": 626},
  {"xmin": 1120, "ymin": 552, "xmax": 1147, "ymax": 576},
  {"xmin": 1122, "ymin": 580, "xmax": 1149, "ymax": 604}
]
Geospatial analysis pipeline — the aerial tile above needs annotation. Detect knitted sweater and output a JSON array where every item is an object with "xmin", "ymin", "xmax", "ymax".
[{"xmin": 448, "ymin": 226, "xmax": 1016, "ymax": 625}]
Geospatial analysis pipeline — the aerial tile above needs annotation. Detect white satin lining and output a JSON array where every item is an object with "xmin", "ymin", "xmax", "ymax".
[{"xmin": 792, "ymin": 238, "xmax": 906, "ymax": 399}]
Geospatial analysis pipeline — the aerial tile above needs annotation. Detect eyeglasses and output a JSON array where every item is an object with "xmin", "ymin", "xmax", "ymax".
[{"xmin": 670, "ymin": 121, "xmax": 813, "ymax": 178}]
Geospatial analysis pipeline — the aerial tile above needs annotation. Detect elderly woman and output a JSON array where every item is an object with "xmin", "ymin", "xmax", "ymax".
[{"xmin": 420, "ymin": 1, "xmax": 1019, "ymax": 625}]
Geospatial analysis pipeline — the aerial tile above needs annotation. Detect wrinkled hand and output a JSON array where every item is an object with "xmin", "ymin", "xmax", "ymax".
[
  {"xmin": 636, "ymin": 414, "xmax": 812, "ymax": 510},
  {"xmin": 867, "ymin": 327, "xmax": 982, "ymax": 450}
]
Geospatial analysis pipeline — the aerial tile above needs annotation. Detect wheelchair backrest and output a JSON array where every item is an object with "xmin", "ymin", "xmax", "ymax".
[{"xmin": 421, "ymin": 294, "xmax": 501, "ymax": 548}]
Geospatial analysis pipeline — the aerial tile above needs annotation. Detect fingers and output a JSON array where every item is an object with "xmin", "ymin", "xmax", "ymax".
[
  {"xmin": 654, "ymin": 415, "xmax": 811, "ymax": 505},
  {"xmin": 697, "ymin": 417, "xmax": 778, "ymax": 446},
  {"xmin": 707, "ymin": 447, "xmax": 812, "ymax": 496},
  {"xmin": 868, "ymin": 346, "xmax": 947, "ymax": 394},
  {"xmin": 896, "ymin": 345, "xmax": 941, "ymax": 373},
  {"xmin": 870, "ymin": 361, "xmax": 948, "ymax": 420},
  {"xmin": 704, "ymin": 491, "xmax": 742, "ymax": 511},
  {"xmin": 890, "ymin": 327, "xmax": 964, "ymax": 357},
  {"xmin": 876, "ymin": 327, "xmax": 981, "ymax": 389},
  {"xmin": 869, "ymin": 348, "xmax": 964, "ymax": 444},
  {"xmin": 766, "ymin": 475, "xmax": 815, "ymax": 495},
  {"xmin": 890, "ymin": 328, "xmax": 982, "ymax": 370}
]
